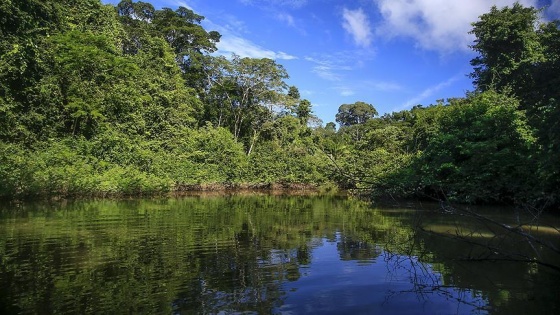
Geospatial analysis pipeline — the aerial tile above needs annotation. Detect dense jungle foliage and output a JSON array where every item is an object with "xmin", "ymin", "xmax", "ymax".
[{"xmin": 0, "ymin": 1, "xmax": 558, "ymax": 209}]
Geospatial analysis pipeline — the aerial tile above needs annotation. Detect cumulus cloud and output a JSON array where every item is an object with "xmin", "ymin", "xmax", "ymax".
[
  {"xmin": 373, "ymin": 0, "xmax": 539, "ymax": 53},
  {"xmin": 342, "ymin": 8, "xmax": 373, "ymax": 47}
]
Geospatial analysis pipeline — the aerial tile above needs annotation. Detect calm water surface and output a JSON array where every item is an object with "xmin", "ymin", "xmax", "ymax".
[{"xmin": 0, "ymin": 195, "xmax": 559, "ymax": 314}]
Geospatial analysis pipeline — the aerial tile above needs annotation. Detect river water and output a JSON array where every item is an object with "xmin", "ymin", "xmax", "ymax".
[{"xmin": 0, "ymin": 195, "xmax": 558, "ymax": 314}]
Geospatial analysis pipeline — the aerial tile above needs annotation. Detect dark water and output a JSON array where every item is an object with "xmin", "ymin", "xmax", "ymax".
[{"xmin": 0, "ymin": 195, "xmax": 559, "ymax": 314}]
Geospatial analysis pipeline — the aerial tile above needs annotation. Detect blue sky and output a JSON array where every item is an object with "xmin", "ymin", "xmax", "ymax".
[{"xmin": 102, "ymin": 0, "xmax": 559, "ymax": 124}]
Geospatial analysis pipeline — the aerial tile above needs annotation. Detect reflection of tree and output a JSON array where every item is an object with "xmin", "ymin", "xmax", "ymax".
[
  {"xmin": 1, "ymin": 196, "xmax": 559, "ymax": 314},
  {"xmin": 388, "ymin": 202, "xmax": 560, "ymax": 314},
  {"xmin": 0, "ymin": 195, "xmax": 376, "ymax": 314},
  {"xmin": 382, "ymin": 251, "xmax": 489, "ymax": 314},
  {"xmin": 337, "ymin": 237, "xmax": 381, "ymax": 262},
  {"xmin": 176, "ymin": 221, "xmax": 298, "ymax": 314},
  {"xmin": 421, "ymin": 203, "xmax": 560, "ymax": 272}
]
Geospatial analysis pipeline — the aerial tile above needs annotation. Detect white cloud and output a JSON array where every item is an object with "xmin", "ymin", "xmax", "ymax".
[
  {"xmin": 305, "ymin": 56, "xmax": 352, "ymax": 81},
  {"xmin": 334, "ymin": 80, "xmax": 400, "ymax": 99},
  {"xmin": 217, "ymin": 35, "xmax": 297, "ymax": 60},
  {"xmin": 174, "ymin": 1, "xmax": 194, "ymax": 10},
  {"xmin": 366, "ymin": 81, "xmax": 402, "ymax": 91},
  {"xmin": 342, "ymin": 8, "xmax": 373, "ymax": 47},
  {"xmin": 221, "ymin": 14, "xmax": 250, "ymax": 34},
  {"xmin": 277, "ymin": 13, "xmax": 296, "ymax": 27},
  {"xmin": 400, "ymin": 74, "xmax": 462, "ymax": 109},
  {"xmin": 275, "ymin": 12, "xmax": 308, "ymax": 34},
  {"xmin": 240, "ymin": 0, "xmax": 308, "ymax": 9},
  {"xmin": 549, "ymin": 0, "xmax": 560, "ymax": 16},
  {"xmin": 305, "ymin": 49, "xmax": 375, "ymax": 81},
  {"xmin": 301, "ymin": 89, "xmax": 314, "ymax": 96},
  {"xmin": 202, "ymin": 15, "xmax": 297, "ymax": 60},
  {"xmin": 336, "ymin": 86, "xmax": 356, "ymax": 96},
  {"xmin": 373, "ymin": 0, "xmax": 539, "ymax": 53}
]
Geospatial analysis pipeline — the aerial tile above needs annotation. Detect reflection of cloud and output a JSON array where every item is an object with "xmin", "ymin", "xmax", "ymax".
[
  {"xmin": 401, "ymin": 74, "xmax": 462, "ymax": 109},
  {"xmin": 342, "ymin": 8, "xmax": 372, "ymax": 47},
  {"xmin": 374, "ymin": 0, "xmax": 538, "ymax": 53}
]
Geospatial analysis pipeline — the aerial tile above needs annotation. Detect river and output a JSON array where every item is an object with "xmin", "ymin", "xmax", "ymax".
[{"xmin": 0, "ymin": 194, "xmax": 559, "ymax": 314}]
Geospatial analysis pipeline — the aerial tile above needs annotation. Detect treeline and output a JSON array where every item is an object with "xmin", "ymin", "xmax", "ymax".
[
  {"xmin": 0, "ymin": 1, "xmax": 558, "ymax": 209},
  {"xmin": 325, "ymin": 4, "xmax": 559, "ymax": 208},
  {"xmin": 0, "ymin": 0, "xmax": 331, "ymax": 198}
]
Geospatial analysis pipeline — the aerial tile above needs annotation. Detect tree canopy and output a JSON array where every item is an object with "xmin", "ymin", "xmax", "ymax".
[
  {"xmin": 0, "ymin": 0, "xmax": 558, "ymax": 210},
  {"xmin": 335, "ymin": 101, "xmax": 378, "ymax": 127}
]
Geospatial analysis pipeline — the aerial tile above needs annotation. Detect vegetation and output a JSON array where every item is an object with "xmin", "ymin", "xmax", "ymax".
[{"xmin": 0, "ymin": 1, "xmax": 558, "ymax": 210}]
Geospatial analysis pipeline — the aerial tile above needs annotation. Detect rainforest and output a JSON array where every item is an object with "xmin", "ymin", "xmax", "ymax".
[
  {"xmin": 1, "ymin": 1, "xmax": 559, "ymax": 209},
  {"xmin": 1, "ymin": 1, "xmax": 560, "ymax": 314}
]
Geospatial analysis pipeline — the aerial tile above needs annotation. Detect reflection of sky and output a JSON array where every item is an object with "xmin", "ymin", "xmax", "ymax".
[{"xmin": 277, "ymin": 233, "xmax": 488, "ymax": 315}]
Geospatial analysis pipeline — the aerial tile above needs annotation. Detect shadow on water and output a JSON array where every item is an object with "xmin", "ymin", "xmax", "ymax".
[{"xmin": 0, "ymin": 195, "xmax": 558, "ymax": 314}]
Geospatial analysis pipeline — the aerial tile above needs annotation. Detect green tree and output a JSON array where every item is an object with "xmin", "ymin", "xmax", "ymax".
[
  {"xmin": 47, "ymin": 30, "xmax": 139, "ymax": 138},
  {"xmin": 295, "ymin": 99, "xmax": 312, "ymax": 125},
  {"xmin": 334, "ymin": 101, "xmax": 379, "ymax": 143},
  {"xmin": 116, "ymin": 0, "xmax": 220, "ymax": 91},
  {"xmin": 325, "ymin": 122, "xmax": 337, "ymax": 132},
  {"xmin": 413, "ymin": 91, "xmax": 537, "ymax": 203},
  {"xmin": 287, "ymin": 85, "xmax": 300, "ymax": 100},
  {"xmin": 0, "ymin": 0, "xmax": 124, "ymax": 142},
  {"xmin": 202, "ymin": 54, "xmax": 289, "ymax": 149},
  {"xmin": 335, "ymin": 101, "xmax": 378, "ymax": 127},
  {"xmin": 469, "ymin": 3, "xmax": 560, "ymax": 205},
  {"xmin": 469, "ymin": 3, "xmax": 543, "ymax": 96}
]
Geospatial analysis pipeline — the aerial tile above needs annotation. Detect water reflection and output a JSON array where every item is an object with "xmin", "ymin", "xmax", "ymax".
[
  {"xmin": 279, "ymin": 235, "xmax": 488, "ymax": 315},
  {"xmin": 0, "ymin": 195, "xmax": 558, "ymax": 314}
]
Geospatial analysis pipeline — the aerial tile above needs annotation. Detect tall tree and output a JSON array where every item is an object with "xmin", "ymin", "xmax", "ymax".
[
  {"xmin": 469, "ymin": 3, "xmax": 560, "ymax": 205},
  {"xmin": 116, "ymin": 0, "xmax": 220, "ymax": 90},
  {"xmin": 287, "ymin": 85, "xmax": 300, "ymax": 100},
  {"xmin": 202, "ymin": 54, "xmax": 289, "ymax": 153},
  {"xmin": 469, "ymin": 3, "xmax": 542, "ymax": 98},
  {"xmin": 0, "ymin": 0, "xmax": 127, "ymax": 142},
  {"xmin": 335, "ymin": 101, "xmax": 378, "ymax": 127},
  {"xmin": 295, "ymin": 99, "xmax": 312, "ymax": 125},
  {"xmin": 413, "ymin": 91, "xmax": 537, "ymax": 204}
]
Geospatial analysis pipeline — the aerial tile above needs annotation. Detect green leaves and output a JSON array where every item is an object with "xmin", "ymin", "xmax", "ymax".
[
  {"xmin": 469, "ymin": 3, "xmax": 560, "ymax": 205},
  {"xmin": 414, "ymin": 91, "xmax": 537, "ymax": 203},
  {"xmin": 470, "ymin": 3, "xmax": 543, "ymax": 94},
  {"xmin": 335, "ymin": 101, "xmax": 378, "ymax": 127}
]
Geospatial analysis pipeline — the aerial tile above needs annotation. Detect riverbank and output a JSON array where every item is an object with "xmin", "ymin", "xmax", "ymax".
[{"xmin": 1, "ymin": 181, "xmax": 340, "ymax": 202}]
